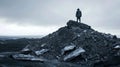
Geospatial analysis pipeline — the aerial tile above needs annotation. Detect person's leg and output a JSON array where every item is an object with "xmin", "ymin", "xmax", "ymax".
[
  {"xmin": 79, "ymin": 17, "xmax": 81, "ymax": 23},
  {"xmin": 78, "ymin": 17, "xmax": 80, "ymax": 22},
  {"xmin": 77, "ymin": 17, "xmax": 78, "ymax": 22}
]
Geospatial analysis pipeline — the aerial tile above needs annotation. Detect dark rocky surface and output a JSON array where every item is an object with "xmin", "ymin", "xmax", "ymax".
[{"xmin": 0, "ymin": 20, "xmax": 120, "ymax": 67}]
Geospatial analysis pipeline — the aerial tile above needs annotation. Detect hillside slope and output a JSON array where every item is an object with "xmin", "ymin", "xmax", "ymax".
[{"xmin": 20, "ymin": 20, "xmax": 120, "ymax": 67}]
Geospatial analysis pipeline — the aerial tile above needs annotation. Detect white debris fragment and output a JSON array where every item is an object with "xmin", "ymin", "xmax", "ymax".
[
  {"xmin": 13, "ymin": 54, "xmax": 34, "ymax": 58},
  {"xmin": 114, "ymin": 45, "xmax": 120, "ymax": 49},
  {"xmin": 12, "ymin": 54, "xmax": 46, "ymax": 62},
  {"xmin": 63, "ymin": 45, "xmax": 75, "ymax": 51},
  {"xmin": 64, "ymin": 47, "xmax": 85, "ymax": 61},
  {"xmin": 77, "ymin": 34, "xmax": 81, "ymax": 37},
  {"xmin": 21, "ymin": 45, "xmax": 30, "ymax": 52},
  {"xmin": 31, "ymin": 57, "xmax": 46, "ymax": 62},
  {"xmin": 12, "ymin": 54, "xmax": 34, "ymax": 60},
  {"xmin": 35, "ymin": 49, "xmax": 49, "ymax": 55},
  {"xmin": 22, "ymin": 48, "xmax": 30, "ymax": 52},
  {"xmin": 83, "ymin": 30, "xmax": 87, "ymax": 33},
  {"xmin": 41, "ymin": 43, "xmax": 46, "ymax": 47},
  {"xmin": 0, "ymin": 55, "xmax": 5, "ymax": 58},
  {"xmin": 62, "ymin": 44, "xmax": 76, "ymax": 55},
  {"xmin": 102, "ymin": 33, "xmax": 114, "ymax": 38},
  {"xmin": 91, "ymin": 31, "xmax": 94, "ymax": 34}
]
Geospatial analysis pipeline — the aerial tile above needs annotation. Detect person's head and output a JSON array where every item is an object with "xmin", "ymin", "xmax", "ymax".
[{"xmin": 77, "ymin": 8, "xmax": 80, "ymax": 11}]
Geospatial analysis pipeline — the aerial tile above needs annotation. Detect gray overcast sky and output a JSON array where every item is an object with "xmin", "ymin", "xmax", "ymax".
[{"xmin": 0, "ymin": 0, "xmax": 120, "ymax": 36}]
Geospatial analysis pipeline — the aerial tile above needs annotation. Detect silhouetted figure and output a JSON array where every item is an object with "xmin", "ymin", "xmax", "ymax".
[{"xmin": 76, "ymin": 8, "xmax": 82, "ymax": 22}]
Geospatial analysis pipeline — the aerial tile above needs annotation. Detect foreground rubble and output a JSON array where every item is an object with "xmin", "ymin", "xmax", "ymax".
[
  {"xmin": 35, "ymin": 49, "xmax": 49, "ymax": 56},
  {"xmin": 12, "ymin": 54, "xmax": 46, "ymax": 62},
  {"xmin": 63, "ymin": 47, "xmax": 85, "ymax": 61},
  {"xmin": 61, "ymin": 43, "xmax": 76, "ymax": 55},
  {"xmin": 21, "ymin": 20, "xmax": 120, "ymax": 67}
]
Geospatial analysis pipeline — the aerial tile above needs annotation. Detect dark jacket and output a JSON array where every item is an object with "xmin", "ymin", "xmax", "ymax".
[{"xmin": 76, "ymin": 10, "xmax": 82, "ymax": 17}]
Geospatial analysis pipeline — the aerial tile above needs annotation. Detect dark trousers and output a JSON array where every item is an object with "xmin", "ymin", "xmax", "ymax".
[{"xmin": 77, "ymin": 17, "xmax": 81, "ymax": 22}]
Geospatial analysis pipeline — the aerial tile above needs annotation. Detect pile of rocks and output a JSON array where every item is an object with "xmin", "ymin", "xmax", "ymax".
[{"xmin": 20, "ymin": 20, "xmax": 120, "ymax": 67}]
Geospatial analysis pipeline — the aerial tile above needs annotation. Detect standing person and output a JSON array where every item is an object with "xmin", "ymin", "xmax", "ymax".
[{"xmin": 76, "ymin": 8, "xmax": 82, "ymax": 22}]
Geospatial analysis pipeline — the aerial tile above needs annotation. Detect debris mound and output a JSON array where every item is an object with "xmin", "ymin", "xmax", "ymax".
[{"xmin": 20, "ymin": 20, "xmax": 120, "ymax": 67}]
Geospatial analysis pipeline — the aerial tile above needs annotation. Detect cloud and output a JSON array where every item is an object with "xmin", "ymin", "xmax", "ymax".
[
  {"xmin": 0, "ymin": 0, "xmax": 119, "ymax": 26},
  {"xmin": 0, "ymin": 18, "xmax": 59, "ymax": 36},
  {"xmin": 0, "ymin": 0, "xmax": 68, "ymax": 26},
  {"xmin": 0, "ymin": 0, "xmax": 120, "ymax": 36}
]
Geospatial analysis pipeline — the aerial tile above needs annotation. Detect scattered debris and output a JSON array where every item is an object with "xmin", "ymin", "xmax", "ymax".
[
  {"xmin": 0, "ymin": 55, "xmax": 5, "ymax": 58},
  {"xmin": 35, "ymin": 49, "xmax": 49, "ymax": 56},
  {"xmin": 83, "ymin": 30, "xmax": 87, "ymax": 33},
  {"xmin": 21, "ymin": 47, "xmax": 32, "ymax": 54},
  {"xmin": 21, "ymin": 48, "xmax": 30, "ymax": 52},
  {"xmin": 41, "ymin": 43, "xmax": 46, "ymax": 47},
  {"xmin": 114, "ymin": 45, "xmax": 120, "ymax": 49},
  {"xmin": 61, "ymin": 44, "xmax": 76, "ymax": 55},
  {"xmin": 12, "ymin": 54, "xmax": 34, "ymax": 60},
  {"xmin": 64, "ymin": 47, "xmax": 85, "ymax": 61},
  {"xmin": 21, "ymin": 45, "xmax": 31, "ymax": 52},
  {"xmin": 1, "ymin": 20, "xmax": 120, "ymax": 67},
  {"xmin": 77, "ymin": 34, "xmax": 81, "ymax": 37},
  {"xmin": 12, "ymin": 54, "xmax": 46, "ymax": 62}
]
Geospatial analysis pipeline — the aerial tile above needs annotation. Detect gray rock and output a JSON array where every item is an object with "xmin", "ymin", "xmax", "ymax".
[
  {"xmin": 0, "ymin": 54, "xmax": 5, "ymax": 58},
  {"xmin": 64, "ymin": 47, "xmax": 85, "ymax": 61},
  {"xmin": 61, "ymin": 44, "xmax": 76, "ymax": 55},
  {"xmin": 41, "ymin": 43, "xmax": 47, "ymax": 47},
  {"xmin": 21, "ymin": 45, "xmax": 31, "ymax": 52},
  {"xmin": 83, "ymin": 30, "xmax": 87, "ymax": 33},
  {"xmin": 12, "ymin": 54, "xmax": 46, "ymax": 62},
  {"xmin": 16, "ymin": 20, "xmax": 120, "ymax": 66},
  {"xmin": 67, "ymin": 20, "xmax": 91, "ymax": 29},
  {"xmin": 114, "ymin": 45, "xmax": 120, "ymax": 49},
  {"xmin": 12, "ymin": 54, "xmax": 34, "ymax": 60},
  {"xmin": 35, "ymin": 49, "xmax": 49, "ymax": 56}
]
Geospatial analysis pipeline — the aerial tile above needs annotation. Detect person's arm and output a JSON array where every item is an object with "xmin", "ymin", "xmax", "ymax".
[{"xmin": 80, "ymin": 11, "xmax": 82, "ymax": 17}]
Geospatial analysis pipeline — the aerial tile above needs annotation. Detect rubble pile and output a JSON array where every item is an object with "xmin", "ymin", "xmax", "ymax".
[{"xmin": 6, "ymin": 20, "xmax": 120, "ymax": 67}]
